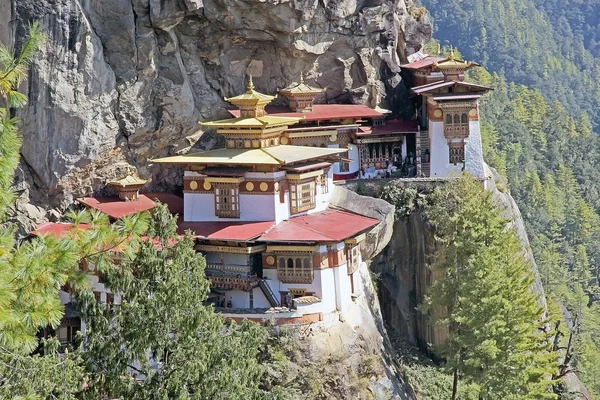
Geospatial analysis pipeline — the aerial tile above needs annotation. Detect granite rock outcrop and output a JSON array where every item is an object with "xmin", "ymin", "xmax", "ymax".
[{"xmin": 0, "ymin": 0, "xmax": 431, "ymax": 211}]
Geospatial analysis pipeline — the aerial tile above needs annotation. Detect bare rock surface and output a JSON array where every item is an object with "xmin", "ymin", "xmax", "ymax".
[
  {"xmin": 1, "ymin": 0, "xmax": 431, "ymax": 211},
  {"xmin": 329, "ymin": 185, "xmax": 395, "ymax": 260}
]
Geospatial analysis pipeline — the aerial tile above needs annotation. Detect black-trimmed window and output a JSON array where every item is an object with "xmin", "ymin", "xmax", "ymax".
[
  {"xmin": 449, "ymin": 141, "xmax": 465, "ymax": 165},
  {"xmin": 214, "ymin": 183, "xmax": 240, "ymax": 218}
]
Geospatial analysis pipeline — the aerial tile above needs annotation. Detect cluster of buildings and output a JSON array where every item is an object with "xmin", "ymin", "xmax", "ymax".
[{"xmin": 33, "ymin": 49, "xmax": 491, "ymax": 347}]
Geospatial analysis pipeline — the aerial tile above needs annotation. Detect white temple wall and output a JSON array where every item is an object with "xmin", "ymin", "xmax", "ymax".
[
  {"xmin": 245, "ymin": 171, "xmax": 287, "ymax": 180},
  {"xmin": 429, "ymin": 120, "xmax": 464, "ymax": 178},
  {"xmin": 184, "ymin": 192, "xmax": 279, "ymax": 222},
  {"xmin": 465, "ymin": 120, "xmax": 485, "ymax": 180},
  {"xmin": 201, "ymin": 252, "xmax": 248, "ymax": 268},
  {"xmin": 329, "ymin": 144, "xmax": 359, "ymax": 177},
  {"xmin": 252, "ymin": 287, "xmax": 272, "ymax": 308},
  {"xmin": 333, "ymin": 263, "xmax": 352, "ymax": 312},
  {"xmin": 184, "ymin": 193, "xmax": 214, "ymax": 221},
  {"xmin": 240, "ymin": 194, "xmax": 277, "ymax": 220},
  {"xmin": 429, "ymin": 121, "xmax": 448, "ymax": 177},
  {"xmin": 274, "ymin": 189, "xmax": 291, "ymax": 223},
  {"xmin": 224, "ymin": 290, "xmax": 250, "ymax": 308},
  {"xmin": 311, "ymin": 168, "xmax": 334, "ymax": 214}
]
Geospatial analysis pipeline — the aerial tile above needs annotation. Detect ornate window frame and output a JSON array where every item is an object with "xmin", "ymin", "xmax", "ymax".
[
  {"xmin": 277, "ymin": 254, "xmax": 314, "ymax": 283},
  {"xmin": 289, "ymin": 179, "xmax": 316, "ymax": 214},
  {"xmin": 448, "ymin": 140, "xmax": 465, "ymax": 165},
  {"xmin": 214, "ymin": 183, "xmax": 240, "ymax": 218}
]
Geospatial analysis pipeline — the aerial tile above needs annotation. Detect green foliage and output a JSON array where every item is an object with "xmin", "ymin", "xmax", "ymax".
[
  {"xmin": 0, "ymin": 21, "xmax": 91, "ymax": 399},
  {"xmin": 0, "ymin": 21, "xmax": 46, "ymax": 108},
  {"xmin": 76, "ymin": 204, "xmax": 272, "ymax": 399},
  {"xmin": 462, "ymin": 65, "xmax": 600, "ymax": 397},
  {"xmin": 423, "ymin": 175, "xmax": 557, "ymax": 399},
  {"xmin": 380, "ymin": 183, "xmax": 426, "ymax": 218},
  {"xmin": 0, "ymin": 340, "xmax": 85, "ymax": 399}
]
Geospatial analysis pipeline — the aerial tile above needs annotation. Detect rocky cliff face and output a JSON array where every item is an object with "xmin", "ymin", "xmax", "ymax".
[{"xmin": 1, "ymin": 0, "xmax": 431, "ymax": 215}]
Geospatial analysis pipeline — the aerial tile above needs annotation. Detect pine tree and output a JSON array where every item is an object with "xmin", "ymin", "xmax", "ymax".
[
  {"xmin": 0, "ymin": 21, "xmax": 75, "ymax": 354},
  {"xmin": 423, "ymin": 175, "xmax": 557, "ymax": 399},
  {"xmin": 0, "ymin": 21, "xmax": 90, "ymax": 399},
  {"xmin": 76, "ymin": 204, "xmax": 274, "ymax": 400}
]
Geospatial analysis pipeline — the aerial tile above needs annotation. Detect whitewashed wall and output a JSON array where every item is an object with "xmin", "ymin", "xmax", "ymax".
[
  {"xmin": 465, "ymin": 120, "xmax": 485, "ymax": 179},
  {"xmin": 429, "ymin": 120, "xmax": 465, "ymax": 178}
]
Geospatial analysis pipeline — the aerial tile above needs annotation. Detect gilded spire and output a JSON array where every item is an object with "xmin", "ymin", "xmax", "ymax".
[
  {"xmin": 449, "ymin": 45, "xmax": 454, "ymax": 60},
  {"xmin": 224, "ymin": 75, "xmax": 275, "ymax": 118},
  {"xmin": 299, "ymin": 71, "xmax": 304, "ymax": 84}
]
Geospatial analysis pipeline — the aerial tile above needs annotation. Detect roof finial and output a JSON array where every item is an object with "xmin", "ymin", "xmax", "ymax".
[
  {"xmin": 300, "ymin": 71, "xmax": 304, "ymax": 84},
  {"xmin": 247, "ymin": 74, "xmax": 255, "ymax": 91},
  {"xmin": 449, "ymin": 45, "xmax": 455, "ymax": 60},
  {"xmin": 436, "ymin": 42, "xmax": 441, "ymax": 55}
]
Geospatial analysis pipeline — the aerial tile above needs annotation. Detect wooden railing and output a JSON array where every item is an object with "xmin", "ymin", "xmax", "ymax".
[
  {"xmin": 444, "ymin": 124, "xmax": 469, "ymax": 139},
  {"xmin": 208, "ymin": 275, "xmax": 258, "ymax": 291},
  {"xmin": 206, "ymin": 264, "xmax": 251, "ymax": 276},
  {"xmin": 277, "ymin": 269, "xmax": 314, "ymax": 284}
]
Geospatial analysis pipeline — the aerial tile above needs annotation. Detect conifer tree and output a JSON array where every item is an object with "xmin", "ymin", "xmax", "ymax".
[
  {"xmin": 0, "ymin": 21, "xmax": 74, "ymax": 354},
  {"xmin": 0, "ymin": 21, "xmax": 89, "ymax": 399},
  {"xmin": 76, "ymin": 204, "xmax": 273, "ymax": 400},
  {"xmin": 423, "ymin": 175, "xmax": 557, "ymax": 399}
]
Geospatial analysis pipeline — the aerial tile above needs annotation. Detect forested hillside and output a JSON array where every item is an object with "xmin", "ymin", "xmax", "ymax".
[
  {"xmin": 418, "ymin": 0, "xmax": 600, "ymax": 130},
  {"xmin": 470, "ymin": 68, "xmax": 600, "ymax": 397},
  {"xmin": 419, "ymin": 0, "xmax": 600, "ymax": 397}
]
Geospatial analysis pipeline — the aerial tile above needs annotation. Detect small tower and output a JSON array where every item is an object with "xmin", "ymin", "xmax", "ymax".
[
  {"xmin": 279, "ymin": 72, "xmax": 326, "ymax": 112},
  {"xmin": 224, "ymin": 75, "xmax": 275, "ymax": 118},
  {"xmin": 203, "ymin": 75, "xmax": 303, "ymax": 149},
  {"xmin": 433, "ymin": 47, "xmax": 479, "ymax": 82},
  {"xmin": 107, "ymin": 176, "xmax": 148, "ymax": 201}
]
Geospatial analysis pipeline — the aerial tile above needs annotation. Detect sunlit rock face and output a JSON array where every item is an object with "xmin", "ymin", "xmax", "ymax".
[{"xmin": 1, "ymin": 0, "xmax": 430, "ymax": 207}]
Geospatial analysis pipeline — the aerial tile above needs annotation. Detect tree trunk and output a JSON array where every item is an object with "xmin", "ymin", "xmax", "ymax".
[{"xmin": 452, "ymin": 368, "xmax": 459, "ymax": 400}]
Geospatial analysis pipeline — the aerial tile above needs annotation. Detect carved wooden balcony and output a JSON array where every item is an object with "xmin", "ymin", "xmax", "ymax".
[
  {"xmin": 206, "ymin": 263, "xmax": 251, "ymax": 277},
  {"xmin": 277, "ymin": 269, "xmax": 314, "ymax": 284},
  {"xmin": 208, "ymin": 274, "xmax": 259, "ymax": 291}
]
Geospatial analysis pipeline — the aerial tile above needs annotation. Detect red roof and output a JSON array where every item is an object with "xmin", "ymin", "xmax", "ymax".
[
  {"xmin": 401, "ymin": 56, "xmax": 445, "ymax": 70},
  {"xmin": 177, "ymin": 219, "xmax": 275, "ymax": 241},
  {"xmin": 145, "ymin": 192, "xmax": 184, "ymax": 215},
  {"xmin": 78, "ymin": 195, "xmax": 157, "ymax": 219},
  {"xmin": 357, "ymin": 119, "xmax": 418, "ymax": 137},
  {"xmin": 259, "ymin": 209, "xmax": 380, "ymax": 242},
  {"xmin": 31, "ymin": 222, "xmax": 91, "ymax": 237},
  {"xmin": 412, "ymin": 80, "xmax": 493, "ymax": 95},
  {"xmin": 228, "ymin": 104, "xmax": 382, "ymax": 122},
  {"xmin": 432, "ymin": 93, "xmax": 483, "ymax": 101}
]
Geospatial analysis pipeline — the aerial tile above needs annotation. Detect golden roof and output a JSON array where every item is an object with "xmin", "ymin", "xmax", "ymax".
[
  {"xmin": 433, "ymin": 47, "xmax": 478, "ymax": 70},
  {"xmin": 224, "ymin": 75, "xmax": 275, "ymax": 107},
  {"xmin": 202, "ymin": 115, "xmax": 303, "ymax": 128},
  {"xmin": 280, "ymin": 72, "xmax": 326, "ymax": 95},
  {"xmin": 151, "ymin": 145, "xmax": 346, "ymax": 166},
  {"xmin": 107, "ymin": 175, "xmax": 148, "ymax": 187}
]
